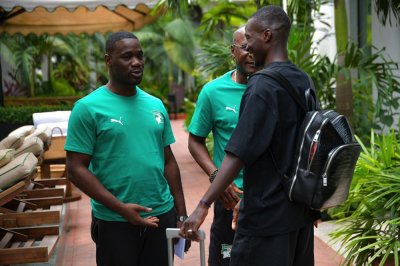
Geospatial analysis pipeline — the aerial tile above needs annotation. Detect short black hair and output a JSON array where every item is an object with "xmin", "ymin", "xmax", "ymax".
[
  {"xmin": 251, "ymin": 6, "xmax": 291, "ymax": 41},
  {"xmin": 105, "ymin": 31, "xmax": 138, "ymax": 54}
]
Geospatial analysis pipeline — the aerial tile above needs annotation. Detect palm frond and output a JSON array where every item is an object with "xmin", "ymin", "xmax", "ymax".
[
  {"xmin": 374, "ymin": 0, "xmax": 400, "ymax": 26},
  {"xmin": 196, "ymin": 41, "xmax": 233, "ymax": 80}
]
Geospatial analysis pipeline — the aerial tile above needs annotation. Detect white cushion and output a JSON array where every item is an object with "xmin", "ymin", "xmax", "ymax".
[
  {"xmin": 0, "ymin": 134, "xmax": 25, "ymax": 150},
  {"xmin": 0, "ymin": 149, "xmax": 15, "ymax": 168},
  {"xmin": 32, "ymin": 110, "xmax": 71, "ymax": 124},
  {"xmin": 14, "ymin": 137, "xmax": 44, "ymax": 157},
  {"xmin": 0, "ymin": 152, "xmax": 38, "ymax": 190},
  {"xmin": 8, "ymin": 125, "xmax": 35, "ymax": 137},
  {"xmin": 33, "ymin": 111, "xmax": 70, "ymax": 136}
]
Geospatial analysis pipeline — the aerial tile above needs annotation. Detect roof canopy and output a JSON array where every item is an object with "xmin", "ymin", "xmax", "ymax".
[{"xmin": 0, "ymin": 0, "xmax": 160, "ymax": 36}]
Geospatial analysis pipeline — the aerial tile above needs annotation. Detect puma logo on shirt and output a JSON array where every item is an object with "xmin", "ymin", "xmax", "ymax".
[
  {"xmin": 110, "ymin": 117, "xmax": 123, "ymax": 126},
  {"xmin": 225, "ymin": 105, "xmax": 237, "ymax": 114}
]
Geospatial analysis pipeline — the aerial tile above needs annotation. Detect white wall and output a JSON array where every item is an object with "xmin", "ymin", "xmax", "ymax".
[
  {"xmin": 312, "ymin": 2, "xmax": 336, "ymax": 61},
  {"xmin": 372, "ymin": 6, "xmax": 400, "ymax": 131},
  {"xmin": 313, "ymin": 0, "xmax": 400, "ymax": 131}
]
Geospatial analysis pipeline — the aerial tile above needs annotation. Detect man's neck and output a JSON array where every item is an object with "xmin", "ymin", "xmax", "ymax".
[
  {"xmin": 234, "ymin": 70, "xmax": 248, "ymax": 84},
  {"xmin": 263, "ymin": 46, "xmax": 289, "ymax": 67},
  {"xmin": 106, "ymin": 81, "xmax": 137, "ymax": 97}
]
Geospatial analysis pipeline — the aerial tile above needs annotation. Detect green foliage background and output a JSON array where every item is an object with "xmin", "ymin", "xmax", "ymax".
[{"xmin": 0, "ymin": 105, "xmax": 73, "ymax": 124}]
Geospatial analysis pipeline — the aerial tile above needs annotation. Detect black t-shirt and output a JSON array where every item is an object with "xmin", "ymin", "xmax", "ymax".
[{"xmin": 225, "ymin": 61, "xmax": 318, "ymax": 237}]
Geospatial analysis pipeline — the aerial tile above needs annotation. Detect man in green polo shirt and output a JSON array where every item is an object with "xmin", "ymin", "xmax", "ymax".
[
  {"xmin": 188, "ymin": 27, "xmax": 257, "ymax": 266},
  {"xmin": 65, "ymin": 31, "xmax": 189, "ymax": 265}
]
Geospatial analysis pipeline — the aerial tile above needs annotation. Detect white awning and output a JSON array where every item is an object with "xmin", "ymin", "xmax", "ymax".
[{"xmin": 0, "ymin": 0, "xmax": 161, "ymax": 35}]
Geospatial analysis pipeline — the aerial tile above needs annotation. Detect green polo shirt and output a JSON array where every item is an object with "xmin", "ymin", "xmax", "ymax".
[
  {"xmin": 188, "ymin": 70, "xmax": 245, "ymax": 190},
  {"xmin": 65, "ymin": 86, "xmax": 175, "ymax": 221}
]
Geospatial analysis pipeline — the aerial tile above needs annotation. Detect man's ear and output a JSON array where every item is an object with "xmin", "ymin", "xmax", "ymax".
[
  {"xmin": 105, "ymin": 53, "xmax": 111, "ymax": 67},
  {"xmin": 230, "ymin": 45, "xmax": 236, "ymax": 60},
  {"xmin": 263, "ymin": 29, "xmax": 272, "ymax": 43},
  {"xmin": 230, "ymin": 45, "xmax": 235, "ymax": 55}
]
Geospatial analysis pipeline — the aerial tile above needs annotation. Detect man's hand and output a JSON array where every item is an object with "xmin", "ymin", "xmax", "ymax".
[
  {"xmin": 120, "ymin": 203, "xmax": 160, "ymax": 227},
  {"xmin": 176, "ymin": 220, "xmax": 192, "ymax": 252},
  {"xmin": 179, "ymin": 203, "xmax": 209, "ymax": 241},
  {"xmin": 231, "ymin": 199, "xmax": 241, "ymax": 231},
  {"xmin": 219, "ymin": 183, "xmax": 243, "ymax": 210}
]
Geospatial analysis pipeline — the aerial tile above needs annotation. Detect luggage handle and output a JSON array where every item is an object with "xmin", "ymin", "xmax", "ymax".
[{"xmin": 166, "ymin": 228, "xmax": 206, "ymax": 266}]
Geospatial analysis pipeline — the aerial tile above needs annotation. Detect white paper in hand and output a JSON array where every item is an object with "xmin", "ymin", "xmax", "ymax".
[{"xmin": 174, "ymin": 238, "xmax": 186, "ymax": 259}]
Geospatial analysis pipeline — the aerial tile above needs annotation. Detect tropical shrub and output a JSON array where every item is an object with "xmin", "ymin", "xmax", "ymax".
[
  {"xmin": 0, "ymin": 105, "xmax": 72, "ymax": 124},
  {"xmin": 330, "ymin": 130, "xmax": 400, "ymax": 266},
  {"xmin": 0, "ymin": 33, "xmax": 106, "ymax": 98},
  {"xmin": 289, "ymin": 25, "xmax": 400, "ymax": 142}
]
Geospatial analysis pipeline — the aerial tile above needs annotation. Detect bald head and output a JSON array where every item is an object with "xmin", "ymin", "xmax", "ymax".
[
  {"xmin": 232, "ymin": 26, "xmax": 245, "ymax": 44},
  {"xmin": 231, "ymin": 26, "xmax": 257, "ymax": 82}
]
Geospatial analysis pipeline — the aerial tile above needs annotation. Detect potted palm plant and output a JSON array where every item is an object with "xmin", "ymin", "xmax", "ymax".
[{"xmin": 330, "ymin": 130, "xmax": 400, "ymax": 266}]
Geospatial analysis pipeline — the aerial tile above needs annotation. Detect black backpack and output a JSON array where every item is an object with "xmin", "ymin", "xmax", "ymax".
[{"xmin": 257, "ymin": 70, "xmax": 361, "ymax": 210}]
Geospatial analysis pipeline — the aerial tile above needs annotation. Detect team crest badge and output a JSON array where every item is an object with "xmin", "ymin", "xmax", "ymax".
[
  {"xmin": 221, "ymin": 244, "xmax": 232, "ymax": 259},
  {"xmin": 152, "ymin": 111, "xmax": 164, "ymax": 124}
]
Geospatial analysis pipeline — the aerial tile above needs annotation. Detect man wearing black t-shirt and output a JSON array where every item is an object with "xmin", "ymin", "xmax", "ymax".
[{"xmin": 181, "ymin": 5, "xmax": 318, "ymax": 266}]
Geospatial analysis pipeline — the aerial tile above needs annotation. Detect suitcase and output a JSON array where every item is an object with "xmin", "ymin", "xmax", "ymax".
[{"xmin": 166, "ymin": 228, "xmax": 206, "ymax": 266}]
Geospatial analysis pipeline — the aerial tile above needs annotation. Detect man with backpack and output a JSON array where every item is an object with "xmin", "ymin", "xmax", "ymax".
[{"xmin": 181, "ymin": 6, "xmax": 320, "ymax": 265}]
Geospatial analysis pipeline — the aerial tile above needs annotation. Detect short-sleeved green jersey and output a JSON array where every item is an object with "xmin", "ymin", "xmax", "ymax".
[
  {"xmin": 188, "ymin": 70, "xmax": 246, "ymax": 189},
  {"xmin": 65, "ymin": 86, "xmax": 175, "ymax": 221}
]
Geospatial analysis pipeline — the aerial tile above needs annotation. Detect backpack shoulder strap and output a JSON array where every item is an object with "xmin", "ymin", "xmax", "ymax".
[
  {"xmin": 254, "ymin": 69, "xmax": 315, "ymax": 179},
  {"xmin": 302, "ymin": 70, "xmax": 320, "ymax": 111},
  {"xmin": 256, "ymin": 70, "xmax": 308, "ymax": 112}
]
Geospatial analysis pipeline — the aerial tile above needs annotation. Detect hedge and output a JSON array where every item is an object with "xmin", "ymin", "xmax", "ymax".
[{"xmin": 0, "ymin": 105, "xmax": 73, "ymax": 124}]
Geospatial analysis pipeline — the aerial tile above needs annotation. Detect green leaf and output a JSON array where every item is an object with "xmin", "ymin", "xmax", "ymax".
[{"xmin": 163, "ymin": 40, "xmax": 195, "ymax": 73}]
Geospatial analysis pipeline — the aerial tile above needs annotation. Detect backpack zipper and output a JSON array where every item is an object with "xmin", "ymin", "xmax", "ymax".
[
  {"xmin": 307, "ymin": 118, "xmax": 329, "ymax": 171},
  {"xmin": 321, "ymin": 143, "xmax": 359, "ymax": 186},
  {"xmin": 322, "ymin": 110, "xmax": 334, "ymax": 117},
  {"xmin": 331, "ymin": 114, "xmax": 343, "ymax": 124},
  {"xmin": 289, "ymin": 112, "xmax": 319, "ymax": 200},
  {"xmin": 308, "ymin": 129, "xmax": 321, "ymax": 170}
]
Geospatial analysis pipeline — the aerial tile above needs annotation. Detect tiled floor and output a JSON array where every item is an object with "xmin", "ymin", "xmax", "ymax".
[{"xmin": 55, "ymin": 119, "xmax": 344, "ymax": 266}]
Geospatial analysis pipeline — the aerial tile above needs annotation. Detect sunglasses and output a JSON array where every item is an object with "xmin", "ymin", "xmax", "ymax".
[{"xmin": 232, "ymin": 43, "xmax": 248, "ymax": 51}]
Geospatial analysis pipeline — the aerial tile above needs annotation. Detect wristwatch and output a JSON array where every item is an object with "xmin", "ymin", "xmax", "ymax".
[
  {"xmin": 177, "ymin": 215, "xmax": 188, "ymax": 222},
  {"xmin": 209, "ymin": 169, "xmax": 219, "ymax": 183}
]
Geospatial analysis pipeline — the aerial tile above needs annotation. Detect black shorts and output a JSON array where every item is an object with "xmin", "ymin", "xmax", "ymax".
[
  {"xmin": 230, "ymin": 223, "xmax": 315, "ymax": 266},
  {"xmin": 91, "ymin": 208, "xmax": 176, "ymax": 266},
  {"xmin": 209, "ymin": 200, "xmax": 236, "ymax": 266}
]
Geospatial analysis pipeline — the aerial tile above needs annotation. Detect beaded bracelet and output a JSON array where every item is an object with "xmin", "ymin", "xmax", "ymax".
[
  {"xmin": 209, "ymin": 169, "xmax": 218, "ymax": 183},
  {"xmin": 199, "ymin": 199, "xmax": 211, "ymax": 208}
]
